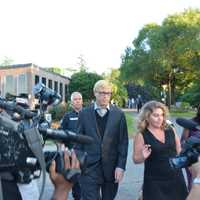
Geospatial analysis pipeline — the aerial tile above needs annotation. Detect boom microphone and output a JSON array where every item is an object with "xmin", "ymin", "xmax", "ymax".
[
  {"xmin": 0, "ymin": 115, "xmax": 94, "ymax": 145},
  {"xmin": 38, "ymin": 127, "xmax": 94, "ymax": 145},
  {"xmin": 176, "ymin": 118, "xmax": 200, "ymax": 131}
]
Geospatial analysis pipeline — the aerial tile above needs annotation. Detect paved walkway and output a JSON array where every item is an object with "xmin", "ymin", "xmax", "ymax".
[{"xmin": 38, "ymin": 109, "xmax": 184, "ymax": 200}]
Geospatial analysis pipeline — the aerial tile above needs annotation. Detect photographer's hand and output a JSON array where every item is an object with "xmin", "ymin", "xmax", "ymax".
[
  {"xmin": 187, "ymin": 157, "xmax": 200, "ymax": 200},
  {"xmin": 189, "ymin": 157, "xmax": 200, "ymax": 179},
  {"xmin": 50, "ymin": 150, "xmax": 80, "ymax": 200}
]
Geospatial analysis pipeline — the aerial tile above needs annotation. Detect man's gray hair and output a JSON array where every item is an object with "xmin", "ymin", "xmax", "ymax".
[{"xmin": 70, "ymin": 92, "xmax": 82, "ymax": 101}]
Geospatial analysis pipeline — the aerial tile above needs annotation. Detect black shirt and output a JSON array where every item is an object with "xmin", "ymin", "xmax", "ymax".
[{"xmin": 95, "ymin": 110, "xmax": 109, "ymax": 139}]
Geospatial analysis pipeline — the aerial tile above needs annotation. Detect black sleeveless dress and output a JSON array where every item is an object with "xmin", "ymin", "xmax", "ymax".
[{"xmin": 142, "ymin": 128, "xmax": 188, "ymax": 200}]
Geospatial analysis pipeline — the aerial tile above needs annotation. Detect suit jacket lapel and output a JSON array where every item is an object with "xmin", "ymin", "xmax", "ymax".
[
  {"xmin": 103, "ymin": 105, "xmax": 115, "ymax": 139},
  {"xmin": 90, "ymin": 104, "xmax": 102, "ymax": 140}
]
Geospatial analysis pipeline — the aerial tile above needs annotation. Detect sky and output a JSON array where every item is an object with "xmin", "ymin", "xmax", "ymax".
[{"xmin": 0, "ymin": 0, "xmax": 199, "ymax": 75}]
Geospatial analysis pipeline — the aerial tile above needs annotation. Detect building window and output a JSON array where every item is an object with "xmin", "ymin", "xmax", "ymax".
[
  {"xmin": 54, "ymin": 81, "xmax": 58, "ymax": 92},
  {"xmin": 18, "ymin": 74, "xmax": 27, "ymax": 94},
  {"xmin": 48, "ymin": 79, "xmax": 52, "ymax": 89},
  {"xmin": 59, "ymin": 83, "xmax": 63, "ymax": 100},
  {"xmin": 42, "ymin": 77, "xmax": 46, "ymax": 85},
  {"xmin": 5, "ymin": 75, "xmax": 15, "ymax": 94},
  {"xmin": 35, "ymin": 75, "xmax": 40, "ymax": 84}
]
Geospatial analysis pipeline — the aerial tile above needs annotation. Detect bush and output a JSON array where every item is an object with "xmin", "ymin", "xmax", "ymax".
[
  {"xmin": 171, "ymin": 102, "xmax": 191, "ymax": 113},
  {"xmin": 180, "ymin": 102, "xmax": 191, "ymax": 111},
  {"xmin": 48, "ymin": 103, "xmax": 67, "ymax": 121}
]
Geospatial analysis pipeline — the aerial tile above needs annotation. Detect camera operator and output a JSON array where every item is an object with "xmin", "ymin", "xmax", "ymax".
[
  {"xmin": 0, "ymin": 107, "xmax": 22, "ymax": 200},
  {"xmin": 49, "ymin": 149, "xmax": 80, "ymax": 200},
  {"xmin": 187, "ymin": 156, "xmax": 200, "ymax": 200},
  {"xmin": 181, "ymin": 105, "xmax": 200, "ymax": 191}
]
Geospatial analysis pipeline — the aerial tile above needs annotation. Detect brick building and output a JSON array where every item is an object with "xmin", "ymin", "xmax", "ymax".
[{"xmin": 0, "ymin": 63, "xmax": 70, "ymax": 108}]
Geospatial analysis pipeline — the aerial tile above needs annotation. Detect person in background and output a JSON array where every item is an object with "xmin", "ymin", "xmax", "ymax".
[
  {"xmin": 60, "ymin": 91, "xmax": 83, "ymax": 200},
  {"xmin": 181, "ymin": 104, "xmax": 200, "ymax": 191},
  {"xmin": 136, "ymin": 95, "xmax": 143, "ymax": 113},
  {"xmin": 131, "ymin": 98, "xmax": 135, "ymax": 109},
  {"xmin": 181, "ymin": 104, "xmax": 200, "ymax": 141},
  {"xmin": 133, "ymin": 101, "xmax": 188, "ymax": 200},
  {"xmin": 76, "ymin": 80, "xmax": 128, "ymax": 200}
]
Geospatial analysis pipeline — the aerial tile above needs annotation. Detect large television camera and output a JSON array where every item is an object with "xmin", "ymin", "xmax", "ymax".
[
  {"xmin": 0, "ymin": 83, "xmax": 93, "ymax": 200},
  {"xmin": 169, "ymin": 118, "xmax": 200, "ymax": 169}
]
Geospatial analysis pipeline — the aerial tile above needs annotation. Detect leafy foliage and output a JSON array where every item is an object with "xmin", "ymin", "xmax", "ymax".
[
  {"xmin": 46, "ymin": 67, "xmax": 66, "ymax": 75},
  {"xmin": 120, "ymin": 8, "xmax": 200, "ymax": 107},
  {"xmin": 69, "ymin": 70, "xmax": 102, "ymax": 103},
  {"xmin": 48, "ymin": 104, "xmax": 67, "ymax": 121},
  {"xmin": 104, "ymin": 69, "xmax": 128, "ymax": 107}
]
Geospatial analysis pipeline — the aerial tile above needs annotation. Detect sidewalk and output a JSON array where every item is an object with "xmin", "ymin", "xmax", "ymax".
[{"xmin": 115, "ymin": 140, "xmax": 144, "ymax": 200}]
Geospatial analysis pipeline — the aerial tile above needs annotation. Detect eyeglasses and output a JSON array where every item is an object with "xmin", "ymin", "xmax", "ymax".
[{"xmin": 97, "ymin": 91, "xmax": 112, "ymax": 96}]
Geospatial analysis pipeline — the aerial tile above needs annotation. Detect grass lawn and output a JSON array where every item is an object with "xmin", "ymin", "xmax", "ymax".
[
  {"xmin": 125, "ymin": 112, "xmax": 137, "ymax": 138},
  {"xmin": 169, "ymin": 110, "xmax": 195, "ymax": 118}
]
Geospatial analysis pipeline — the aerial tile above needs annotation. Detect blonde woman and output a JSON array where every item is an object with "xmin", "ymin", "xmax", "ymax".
[{"xmin": 133, "ymin": 101, "xmax": 188, "ymax": 200}]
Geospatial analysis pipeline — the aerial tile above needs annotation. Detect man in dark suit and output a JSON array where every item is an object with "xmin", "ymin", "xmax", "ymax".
[{"xmin": 76, "ymin": 80, "xmax": 129, "ymax": 200}]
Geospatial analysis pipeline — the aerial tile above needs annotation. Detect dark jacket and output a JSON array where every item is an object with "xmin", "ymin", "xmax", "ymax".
[
  {"xmin": 60, "ymin": 110, "xmax": 79, "ymax": 133},
  {"xmin": 76, "ymin": 104, "xmax": 128, "ymax": 181}
]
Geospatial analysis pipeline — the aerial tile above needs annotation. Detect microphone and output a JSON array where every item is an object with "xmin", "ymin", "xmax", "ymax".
[
  {"xmin": 176, "ymin": 118, "xmax": 200, "ymax": 131},
  {"xmin": 38, "ymin": 127, "xmax": 94, "ymax": 145},
  {"xmin": 0, "ymin": 101, "xmax": 36, "ymax": 119},
  {"xmin": 0, "ymin": 114, "xmax": 19, "ymax": 132}
]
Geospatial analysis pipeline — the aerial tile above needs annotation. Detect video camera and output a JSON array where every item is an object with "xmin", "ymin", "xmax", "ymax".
[
  {"xmin": 169, "ymin": 118, "xmax": 200, "ymax": 169},
  {"xmin": 0, "ymin": 83, "xmax": 93, "ymax": 200}
]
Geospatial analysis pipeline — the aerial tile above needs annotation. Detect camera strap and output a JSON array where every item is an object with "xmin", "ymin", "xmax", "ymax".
[{"xmin": 24, "ymin": 127, "xmax": 46, "ymax": 200}]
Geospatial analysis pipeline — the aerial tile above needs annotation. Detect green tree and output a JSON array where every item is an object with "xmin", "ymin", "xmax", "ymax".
[
  {"xmin": 46, "ymin": 67, "xmax": 65, "ymax": 75},
  {"xmin": 120, "ymin": 8, "xmax": 200, "ymax": 108},
  {"xmin": 179, "ymin": 79, "xmax": 200, "ymax": 107},
  {"xmin": 69, "ymin": 70, "xmax": 102, "ymax": 103},
  {"xmin": 104, "ymin": 69, "xmax": 127, "ymax": 107}
]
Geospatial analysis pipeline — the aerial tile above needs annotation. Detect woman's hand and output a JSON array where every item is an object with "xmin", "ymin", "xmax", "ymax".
[
  {"xmin": 142, "ymin": 144, "xmax": 152, "ymax": 159},
  {"xmin": 133, "ymin": 133, "xmax": 152, "ymax": 164}
]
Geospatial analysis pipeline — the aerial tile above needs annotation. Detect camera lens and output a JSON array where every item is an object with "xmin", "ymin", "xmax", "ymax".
[{"xmin": 169, "ymin": 156, "xmax": 188, "ymax": 169}]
